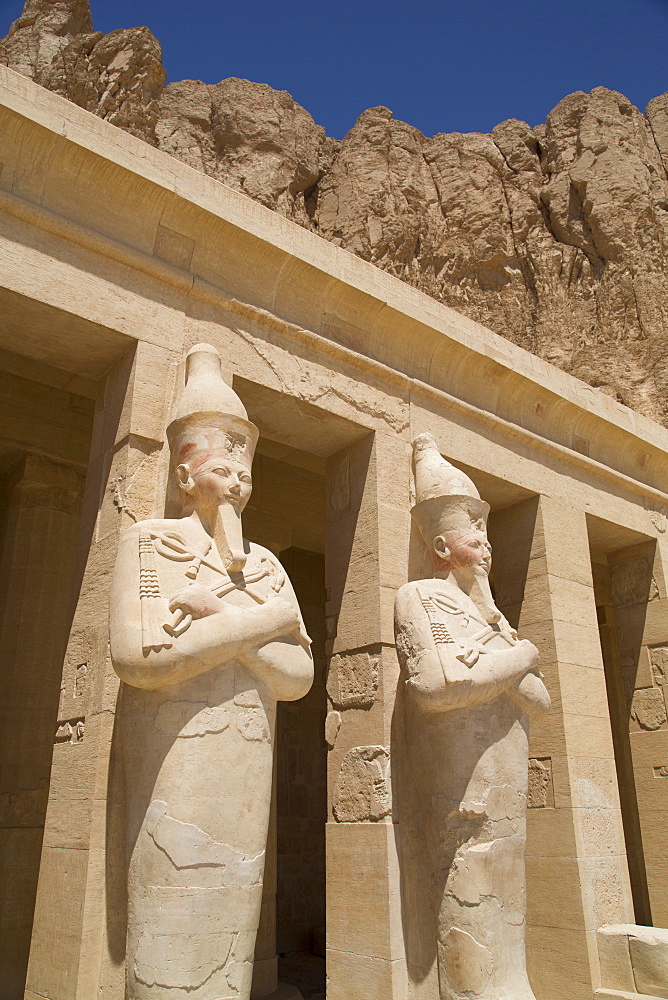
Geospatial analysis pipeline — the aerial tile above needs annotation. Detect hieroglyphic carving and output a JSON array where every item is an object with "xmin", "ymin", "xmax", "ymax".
[
  {"xmin": 610, "ymin": 556, "xmax": 659, "ymax": 607},
  {"xmin": 74, "ymin": 663, "xmax": 87, "ymax": 698},
  {"xmin": 0, "ymin": 778, "xmax": 49, "ymax": 826},
  {"xmin": 328, "ymin": 452, "xmax": 350, "ymax": 514},
  {"xmin": 332, "ymin": 746, "xmax": 391, "ymax": 823},
  {"xmin": 326, "ymin": 648, "xmax": 378, "ymax": 708},
  {"xmin": 528, "ymin": 757, "xmax": 554, "ymax": 808},
  {"xmin": 148, "ymin": 528, "xmax": 285, "ymax": 640},
  {"xmin": 620, "ymin": 642, "xmax": 668, "ymax": 732},
  {"xmin": 55, "ymin": 718, "xmax": 85, "ymax": 743},
  {"xmin": 112, "ymin": 475, "xmax": 138, "ymax": 522},
  {"xmin": 154, "ymin": 702, "xmax": 230, "ymax": 738},
  {"xmin": 153, "ymin": 225, "xmax": 195, "ymax": 270},
  {"xmin": 649, "ymin": 510, "xmax": 667, "ymax": 534},
  {"xmin": 649, "ymin": 645, "xmax": 668, "ymax": 686},
  {"xmin": 325, "ymin": 613, "xmax": 338, "ymax": 640},
  {"xmin": 138, "ymin": 527, "xmax": 172, "ymax": 651},
  {"xmin": 632, "ymin": 688, "xmax": 668, "ymax": 731}
]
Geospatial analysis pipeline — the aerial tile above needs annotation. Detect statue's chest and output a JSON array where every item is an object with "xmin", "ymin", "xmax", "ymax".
[
  {"xmin": 147, "ymin": 526, "xmax": 282, "ymax": 606},
  {"xmin": 418, "ymin": 585, "xmax": 516, "ymax": 659}
]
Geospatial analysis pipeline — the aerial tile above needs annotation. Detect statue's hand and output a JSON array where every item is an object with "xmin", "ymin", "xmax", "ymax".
[
  {"xmin": 168, "ymin": 584, "xmax": 222, "ymax": 620},
  {"xmin": 515, "ymin": 669, "xmax": 551, "ymax": 714},
  {"xmin": 517, "ymin": 638, "xmax": 540, "ymax": 671},
  {"xmin": 262, "ymin": 595, "xmax": 302, "ymax": 638}
]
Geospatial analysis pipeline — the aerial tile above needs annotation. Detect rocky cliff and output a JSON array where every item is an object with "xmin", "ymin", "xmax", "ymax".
[{"xmin": 3, "ymin": 0, "xmax": 668, "ymax": 426}]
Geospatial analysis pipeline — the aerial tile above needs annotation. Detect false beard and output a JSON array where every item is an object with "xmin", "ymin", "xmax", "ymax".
[
  {"xmin": 214, "ymin": 502, "xmax": 247, "ymax": 574},
  {"xmin": 469, "ymin": 564, "xmax": 502, "ymax": 624}
]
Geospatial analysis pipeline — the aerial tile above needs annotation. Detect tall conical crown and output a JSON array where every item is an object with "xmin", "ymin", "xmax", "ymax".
[
  {"xmin": 411, "ymin": 433, "xmax": 489, "ymax": 541},
  {"xmin": 167, "ymin": 344, "xmax": 259, "ymax": 471}
]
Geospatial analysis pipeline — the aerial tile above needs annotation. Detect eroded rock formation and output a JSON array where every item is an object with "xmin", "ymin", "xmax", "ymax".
[{"xmin": 3, "ymin": 0, "xmax": 668, "ymax": 425}]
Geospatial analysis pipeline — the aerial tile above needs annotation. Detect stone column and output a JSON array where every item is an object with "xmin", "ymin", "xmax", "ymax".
[
  {"xmin": 0, "ymin": 453, "xmax": 84, "ymax": 998},
  {"xmin": 499, "ymin": 496, "xmax": 634, "ymax": 1000},
  {"xmin": 25, "ymin": 340, "xmax": 177, "ymax": 1000},
  {"xmin": 324, "ymin": 431, "xmax": 410, "ymax": 1000}
]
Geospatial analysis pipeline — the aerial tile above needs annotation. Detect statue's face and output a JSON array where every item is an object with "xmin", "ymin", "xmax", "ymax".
[
  {"xmin": 447, "ymin": 529, "xmax": 491, "ymax": 571},
  {"xmin": 177, "ymin": 456, "xmax": 253, "ymax": 513},
  {"xmin": 434, "ymin": 523, "xmax": 491, "ymax": 573}
]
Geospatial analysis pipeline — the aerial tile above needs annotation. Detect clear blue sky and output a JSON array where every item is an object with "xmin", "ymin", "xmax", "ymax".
[{"xmin": 1, "ymin": 0, "xmax": 667, "ymax": 139}]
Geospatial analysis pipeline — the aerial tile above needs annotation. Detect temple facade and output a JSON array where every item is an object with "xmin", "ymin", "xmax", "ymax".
[{"xmin": 2, "ymin": 64, "xmax": 668, "ymax": 1000}]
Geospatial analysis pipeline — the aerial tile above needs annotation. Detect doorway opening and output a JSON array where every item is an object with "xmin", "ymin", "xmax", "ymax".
[
  {"xmin": 244, "ymin": 443, "xmax": 327, "ymax": 1000},
  {"xmin": 587, "ymin": 513, "xmax": 661, "ymax": 926},
  {"xmin": 277, "ymin": 547, "xmax": 327, "ymax": 998}
]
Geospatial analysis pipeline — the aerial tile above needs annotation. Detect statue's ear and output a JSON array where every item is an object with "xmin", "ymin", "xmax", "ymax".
[
  {"xmin": 176, "ymin": 464, "xmax": 195, "ymax": 495},
  {"xmin": 433, "ymin": 535, "xmax": 450, "ymax": 563}
]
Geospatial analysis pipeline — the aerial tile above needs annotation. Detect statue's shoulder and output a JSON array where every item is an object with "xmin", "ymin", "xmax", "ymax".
[
  {"xmin": 121, "ymin": 516, "xmax": 184, "ymax": 539},
  {"xmin": 395, "ymin": 578, "xmax": 431, "ymax": 614},
  {"xmin": 396, "ymin": 578, "xmax": 437, "ymax": 598},
  {"xmin": 246, "ymin": 540, "xmax": 278, "ymax": 562},
  {"xmin": 247, "ymin": 541, "xmax": 287, "ymax": 577},
  {"xmin": 246, "ymin": 542, "xmax": 296, "ymax": 598},
  {"xmin": 395, "ymin": 578, "xmax": 458, "ymax": 622}
]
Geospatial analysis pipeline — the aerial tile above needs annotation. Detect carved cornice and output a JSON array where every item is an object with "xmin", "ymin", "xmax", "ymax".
[{"xmin": 1, "ymin": 65, "xmax": 668, "ymax": 509}]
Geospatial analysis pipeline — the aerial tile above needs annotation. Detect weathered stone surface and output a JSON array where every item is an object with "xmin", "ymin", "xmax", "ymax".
[
  {"xmin": 332, "ymin": 746, "xmax": 391, "ymax": 823},
  {"xmin": 528, "ymin": 757, "xmax": 554, "ymax": 809},
  {"xmin": 0, "ymin": 0, "xmax": 165, "ymax": 141},
  {"xmin": 326, "ymin": 649, "xmax": 379, "ymax": 708},
  {"xmin": 441, "ymin": 927, "xmax": 493, "ymax": 997},
  {"xmin": 598, "ymin": 924, "xmax": 668, "ymax": 1000},
  {"xmin": 631, "ymin": 687, "xmax": 667, "ymax": 730},
  {"xmin": 628, "ymin": 925, "xmax": 668, "ymax": 999},
  {"xmin": 650, "ymin": 645, "xmax": 668, "ymax": 685},
  {"xmin": 7, "ymin": 0, "xmax": 668, "ymax": 424},
  {"xmin": 324, "ymin": 710, "xmax": 341, "ymax": 748},
  {"xmin": 611, "ymin": 556, "xmax": 660, "ymax": 607},
  {"xmin": 156, "ymin": 77, "xmax": 336, "ymax": 225}
]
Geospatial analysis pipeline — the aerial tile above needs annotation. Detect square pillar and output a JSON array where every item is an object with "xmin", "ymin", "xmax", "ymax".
[
  {"xmin": 509, "ymin": 497, "xmax": 633, "ymax": 1000},
  {"xmin": 324, "ymin": 431, "xmax": 410, "ymax": 1000},
  {"xmin": 25, "ymin": 340, "xmax": 177, "ymax": 1000}
]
